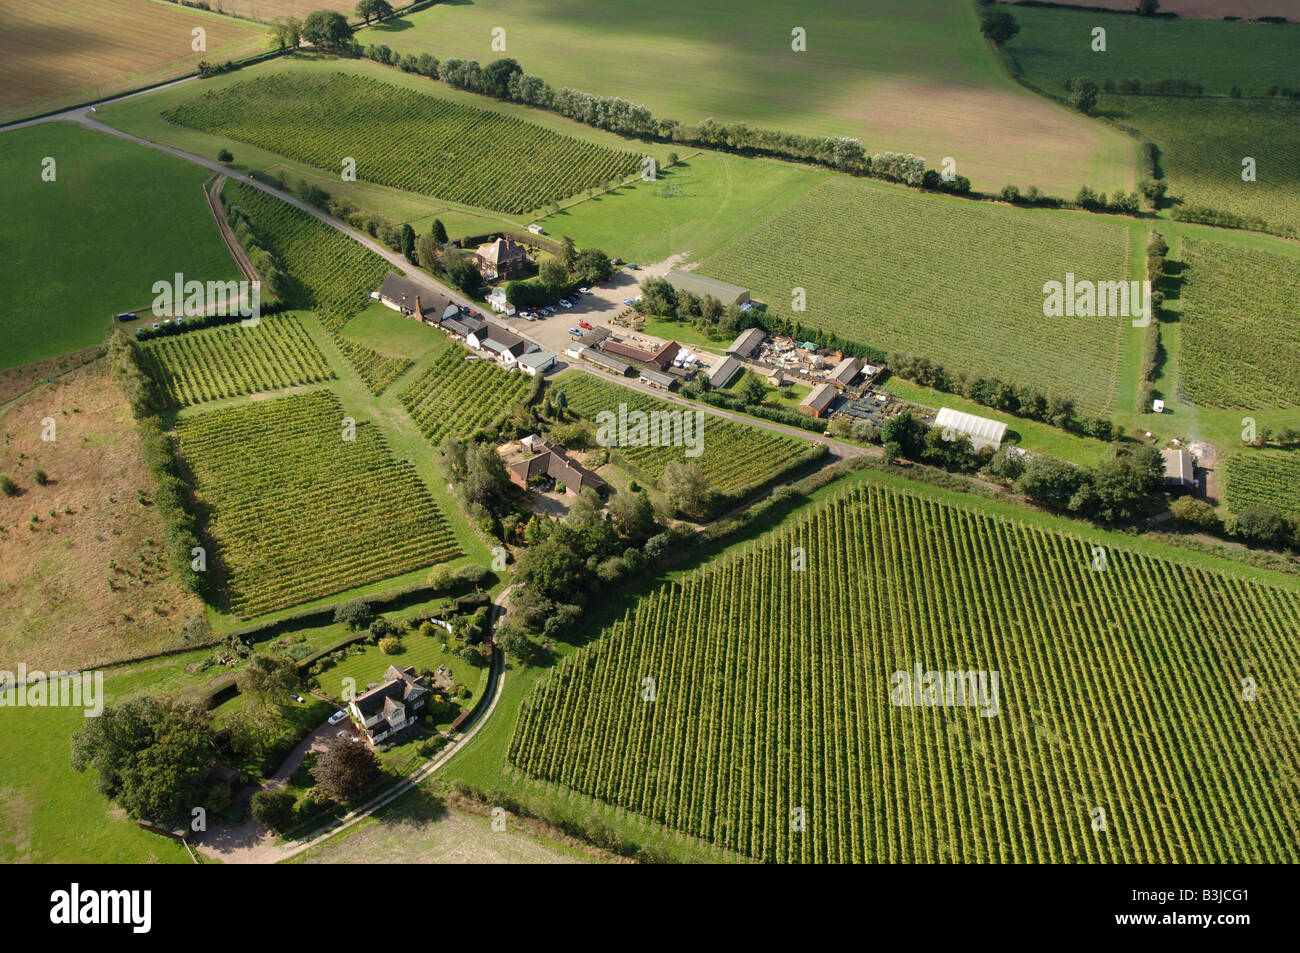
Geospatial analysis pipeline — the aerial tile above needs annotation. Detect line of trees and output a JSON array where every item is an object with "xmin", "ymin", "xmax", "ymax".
[{"xmin": 1138, "ymin": 231, "xmax": 1166, "ymax": 412}]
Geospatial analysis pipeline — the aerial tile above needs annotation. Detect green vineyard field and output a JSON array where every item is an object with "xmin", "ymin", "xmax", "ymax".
[
  {"xmin": 398, "ymin": 346, "xmax": 535, "ymax": 447},
  {"xmin": 1180, "ymin": 239, "xmax": 1300, "ymax": 410},
  {"xmin": 511, "ymin": 479, "xmax": 1300, "ymax": 863},
  {"xmin": 1225, "ymin": 448, "xmax": 1300, "ymax": 519},
  {"xmin": 700, "ymin": 178, "xmax": 1132, "ymax": 416},
  {"xmin": 141, "ymin": 314, "xmax": 333, "ymax": 407},
  {"xmin": 225, "ymin": 180, "xmax": 389, "ymax": 331},
  {"xmin": 335, "ymin": 337, "xmax": 412, "ymax": 395},
  {"xmin": 173, "ymin": 73, "xmax": 641, "ymax": 214},
  {"xmin": 175, "ymin": 389, "xmax": 460, "ymax": 617},
  {"xmin": 554, "ymin": 372, "xmax": 816, "ymax": 495}
]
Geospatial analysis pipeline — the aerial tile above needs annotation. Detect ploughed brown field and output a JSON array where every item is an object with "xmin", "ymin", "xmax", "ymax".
[{"xmin": 0, "ymin": 0, "xmax": 267, "ymax": 122}]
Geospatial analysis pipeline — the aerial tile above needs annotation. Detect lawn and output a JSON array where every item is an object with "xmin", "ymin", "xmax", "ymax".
[
  {"xmin": 365, "ymin": 0, "xmax": 1134, "ymax": 195},
  {"xmin": 0, "ymin": 0, "xmax": 268, "ymax": 123},
  {"xmin": 700, "ymin": 176, "xmax": 1134, "ymax": 416},
  {"xmin": 1102, "ymin": 94, "xmax": 1300, "ymax": 239},
  {"xmin": 0, "ymin": 123, "xmax": 240, "ymax": 372},
  {"xmin": 339, "ymin": 301, "xmax": 448, "ymax": 360},
  {"xmin": 1000, "ymin": 3, "xmax": 1300, "ymax": 96}
]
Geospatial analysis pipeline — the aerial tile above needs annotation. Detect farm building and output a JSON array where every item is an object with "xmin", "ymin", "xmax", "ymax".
[
  {"xmin": 349, "ymin": 666, "xmax": 430, "ymax": 745},
  {"xmin": 665, "ymin": 269, "xmax": 750, "ymax": 307},
  {"xmin": 474, "ymin": 237, "xmax": 528, "ymax": 280},
  {"xmin": 639, "ymin": 368, "xmax": 677, "ymax": 390},
  {"xmin": 799, "ymin": 382, "xmax": 839, "ymax": 418},
  {"xmin": 376, "ymin": 272, "xmax": 455, "ymax": 322},
  {"xmin": 580, "ymin": 327, "xmax": 612, "ymax": 348},
  {"xmin": 442, "ymin": 314, "xmax": 485, "ymax": 339},
  {"xmin": 599, "ymin": 338, "xmax": 657, "ymax": 363},
  {"xmin": 934, "ymin": 407, "xmax": 1007, "ymax": 453},
  {"xmin": 707, "ymin": 355, "xmax": 744, "ymax": 389},
  {"xmin": 583, "ymin": 349, "xmax": 634, "ymax": 377},
  {"xmin": 468, "ymin": 322, "xmax": 528, "ymax": 362},
  {"xmin": 1161, "ymin": 448, "xmax": 1196, "ymax": 489},
  {"xmin": 516, "ymin": 348, "xmax": 556, "ymax": 376},
  {"xmin": 828, "ymin": 356, "xmax": 861, "ymax": 388},
  {"xmin": 564, "ymin": 344, "xmax": 586, "ymax": 360},
  {"xmin": 727, "ymin": 327, "xmax": 766, "ymax": 359},
  {"xmin": 509, "ymin": 439, "xmax": 607, "ymax": 496},
  {"xmin": 647, "ymin": 340, "xmax": 682, "ymax": 370}
]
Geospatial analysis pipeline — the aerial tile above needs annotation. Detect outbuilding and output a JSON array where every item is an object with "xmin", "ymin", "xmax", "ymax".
[{"xmin": 934, "ymin": 407, "xmax": 1007, "ymax": 453}]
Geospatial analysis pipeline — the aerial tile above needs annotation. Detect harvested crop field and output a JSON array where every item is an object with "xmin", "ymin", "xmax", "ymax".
[{"xmin": 0, "ymin": 0, "xmax": 269, "ymax": 123}]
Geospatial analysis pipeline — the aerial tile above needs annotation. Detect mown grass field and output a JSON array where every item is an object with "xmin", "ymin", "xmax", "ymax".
[
  {"xmin": 1178, "ymin": 239, "xmax": 1300, "ymax": 409},
  {"xmin": 175, "ymin": 389, "xmax": 461, "ymax": 617},
  {"xmin": 0, "ymin": 123, "xmax": 240, "ymax": 372},
  {"xmin": 0, "ymin": 0, "xmax": 268, "ymax": 123},
  {"xmin": 1103, "ymin": 94, "xmax": 1300, "ymax": 238},
  {"xmin": 552, "ymin": 372, "xmax": 812, "ymax": 495},
  {"xmin": 700, "ymin": 177, "xmax": 1133, "ymax": 416},
  {"xmin": 1000, "ymin": 4, "xmax": 1300, "ymax": 96},
  {"xmin": 366, "ymin": 0, "xmax": 1134, "ymax": 195},
  {"xmin": 172, "ymin": 73, "xmax": 641, "ymax": 214},
  {"xmin": 1225, "ymin": 448, "xmax": 1300, "ymax": 518},
  {"xmin": 511, "ymin": 478, "xmax": 1300, "ymax": 863},
  {"xmin": 398, "ymin": 345, "xmax": 536, "ymax": 447},
  {"xmin": 141, "ymin": 314, "xmax": 334, "ymax": 408}
]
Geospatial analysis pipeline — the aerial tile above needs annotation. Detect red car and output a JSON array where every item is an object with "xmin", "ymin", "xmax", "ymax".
[{"xmin": 578, "ymin": 320, "xmax": 593, "ymax": 330}]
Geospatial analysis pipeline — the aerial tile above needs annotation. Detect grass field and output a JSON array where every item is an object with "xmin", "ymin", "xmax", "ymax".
[
  {"xmin": 171, "ymin": 73, "xmax": 641, "ymax": 213},
  {"xmin": 398, "ymin": 345, "xmax": 536, "ymax": 447},
  {"xmin": 551, "ymin": 372, "xmax": 813, "ymax": 496},
  {"xmin": 1000, "ymin": 3, "xmax": 1300, "ymax": 96},
  {"xmin": 700, "ymin": 177, "xmax": 1133, "ymax": 416},
  {"xmin": 141, "ymin": 314, "xmax": 334, "ymax": 407},
  {"xmin": 0, "ymin": 123, "xmax": 240, "ymax": 372},
  {"xmin": 1178, "ymin": 239, "xmax": 1300, "ymax": 410},
  {"xmin": 1224, "ymin": 448, "xmax": 1300, "ymax": 518},
  {"xmin": 541, "ymin": 153, "xmax": 826, "ymax": 265},
  {"xmin": 0, "ymin": 0, "xmax": 268, "ymax": 123},
  {"xmin": 365, "ymin": 0, "xmax": 1134, "ymax": 196},
  {"xmin": 0, "ymin": 362, "xmax": 204, "ymax": 671},
  {"xmin": 175, "ymin": 389, "xmax": 461, "ymax": 617},
  {"xmin": 1102, "ymin": 94, "xmax": 1300, "ymax": 238},
  {"xmin": 510, "ymin": 478, "xmax": 1300, "ymax": 863}
]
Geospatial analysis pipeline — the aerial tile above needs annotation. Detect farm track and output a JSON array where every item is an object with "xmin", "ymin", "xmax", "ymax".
[{"xmin": 205, "ymin": 173, "xmax": 258, "ymax": 284}]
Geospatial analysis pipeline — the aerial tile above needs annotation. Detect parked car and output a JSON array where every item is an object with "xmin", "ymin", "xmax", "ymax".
[
  {"xmin": 569, "ymin": 327, "xmax": 582, "ymax": 336},
  {"xmin": 328, "ymin": 709, "xmax": 348, "ymax": 725},
  {"xmin": 151, "ymin": 323, "xmax": 160, "ymax": 330},
  {"xmin": 629, "ymin": 262, "xmax": 639, "ymax": 269},
  {"xmin": 544, "ymin": 306, "xmax": 556, "ymax": 315},
  {"xmin": 336, "ymin": 730, "xmax": 352, "ymax": 740},
  {"xmin": 560, "ymin": 299, "xmax": 573, "ymax": 308},
  {"xmin": 289, "ymin": 691, "xmax": 305, "ymax": 703},
  {"xmin": 578, "ymin": 287, "xmax": 590, "ymax": 294},
  {"xmin": 115, "ymin": 312, "xmax": 135, "ymax": 322},
  {"xmin": 578, "ymin": 320, "xmax": 593, "ymax": 329},
  {"xmin": 622, "ymin": 299, "xmax": 634, "ymax": 306}
]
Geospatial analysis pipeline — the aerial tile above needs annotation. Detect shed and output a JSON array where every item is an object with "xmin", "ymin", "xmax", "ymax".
[
  {"xmin": 639, "ymin": 368, "xmax": 677, "ymax": 390},
  {"xmin": 727, "ymin": 327, "xmax": 766, "ymax": 359},
  {"xmin": 799, "ymin": 382, "xmax": 839, "ymax": 418},
  {"xmin": 1161, "ymin": 448, "xmax": 1195, "ymax": 488},
  {"xmin": 707, "ymin": 355, "xmax": 744, "ymax": 389},
  {"xmin": 828, "ymin": 356, "xmax": 861, "ymax": 388},
  {"xmin": 664, "ymin": 269, "xmax": 750, "ymax": 307},
  {"xmin": 584, "ymin": 349, "xmax": 633, "ymax": 376},
  {"xmin": 516, "ymin": 348, "xmax": 556, "ymax": 376}
]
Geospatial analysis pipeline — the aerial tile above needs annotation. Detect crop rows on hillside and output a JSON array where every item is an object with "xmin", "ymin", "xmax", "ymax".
[
  {"xmin": 141, "ymin": 315, "xmax": 333, "ymax": 407},
  {"xmin": 398, "ymin": 347, "xmax": 534, "ymax": 446},
  {"xmin": 173, "ymin": 73, "xmax": 641, "ymax": 213},
  {"xmin": 511, "ymin": 480, "xmax": 1300, "ymax": 863},
  {"xmin": 1179, "ymin": 239, "xmax": 1300, "ymax": 409},
  {"xmin": 556, "ymin": 372, "xmax": 816, "ymax": 494},
  {"xmin": 175, "ymin": 390, "xmax": 459, "ymax": 617},
  {"xmin": 335, "ymin": 337, "xmax": 412, "ymax": 395},
  {"xmin": 1225, "ymin": 449, "xmax": 1300, "ymax": 519},
  {"xmin": 700, "ymin": 178, "xmax": 1132, "ymax": 416}
]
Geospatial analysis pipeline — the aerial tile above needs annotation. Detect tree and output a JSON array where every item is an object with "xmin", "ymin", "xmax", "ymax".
[
  {"xmin": 237, "ymin": 654, "xmax": 298, "ymax": 713},
  {"xmin": 447, "ymin": 256, "xmax": 482, "ymax": 295},
  {"xmin": 736, "ymin": 374, "xmax": 768, "ymax": 406},
  {"xmin": 0, "ymin": 475, "xmax": 15, "ymax": 497},
  {"xmin": 1067, "ymin": 78, "xmax": 1099, "ymax": 115},
  {"xmin": 1136, "ymin": 0, "xmax": 1159, "ymax": 15},
  {"xmin": 662, "ymin": 460, "xmax": 710, "ymax": 518},
  {"xmin": 217, "ymin": 148, "xmax": 233, "ymax": 163},
  {"xmin": 70, "ymin": 695, "xmax": 211, "ymax": 821},
  {"xmin": 431, "ymin": 218, "xmax": 448, "ymax": 244},
  {"xmin": 301, "ymin": 10, "xmax": 352, "ymax": 50},
  {"xmin": 269, "ymin": 17, "xmax": 303, "ymax": 52},
  {"xmin": 980, "ymin": 10, "xmax": 1020, "ymax": 45},
  {"xmin": 312, "ymin": 737, "xmax": 381, "ymax": 804},
  {"xmin": 251, "ymin": 789, "xmax": 295, "ymax": 832},
  {"xmin": 572, "ymin": 249, "xmax": 612, "ymax": 285},
  {"xmin": 559, "ymin": 236, "xmax": 578, "ymax": 273},
  {"xmin": 1228, "ymin": 506, "xmax": 1289, "ymax": 547},
  {"xmin": 356, "ymin": 0, "xmax": 394, "ymax": 24},
  {"xmin": 539, "ymin": 257, "xmax": 569, "ymax": 286},
  {"xmin": 985, "ymin": 445, "xmax": 1027, "ymax": 483},
  {"xmin": 1170, "ymin": 496, "xmax": 1217, "ymax": 529},
  {"xmin": 609, "ymin": 488, "xmax": 656, "ymax": 540},
  {"xmin": 334, "ymin": 599, "xmax": 374, "ymax": 631},
  {"xmin": 414, "ymin": 233, "xmax": 439, "ymax": 272},
  {"xmin": 1014, "ymin": 456, "xmax": 1085, "ymax": 510},
  {"xmin": 378, "ymin": 636, "xmax": 401, "ymax": 654}
]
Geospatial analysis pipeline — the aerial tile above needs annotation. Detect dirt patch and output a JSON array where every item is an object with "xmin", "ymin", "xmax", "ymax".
[
  {"xmin": 0, "ymin": 786, "xmax": 32, "ymax": 863},
  {"xmin": 0, "ymin": 360, "xmax": 203, "ymax": 671}
]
